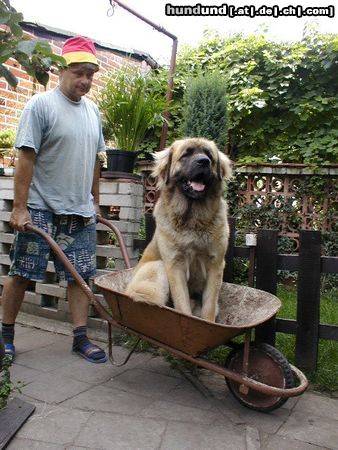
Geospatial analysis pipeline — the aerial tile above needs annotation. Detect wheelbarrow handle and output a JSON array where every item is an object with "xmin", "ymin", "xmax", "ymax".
[
  {"xmin": 96, "ymin": 216, "xmax": 131, "ymax": 269},
  {"xmin": 24, "ymin": 223, "xmax": 95, "ymax": 304},
  {"xmin": 24, "ymin": 217, "xmax": 131, "ymax": 306}
]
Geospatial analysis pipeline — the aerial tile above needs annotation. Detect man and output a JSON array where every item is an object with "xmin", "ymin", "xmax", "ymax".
[{"xmin": 1, "ymin": 36, "xmax": 107, "ymax": 363}]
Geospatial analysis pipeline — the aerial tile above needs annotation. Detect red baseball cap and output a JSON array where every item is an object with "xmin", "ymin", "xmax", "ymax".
[{"xmin": 62, "ymin": 36, "xmax": 98, "ymax": 66}]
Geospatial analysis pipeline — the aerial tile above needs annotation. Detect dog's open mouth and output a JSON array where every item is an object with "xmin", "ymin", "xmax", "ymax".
[
  {"xmin": 188, "ymin": 180, "xmax": 205, "ymax": 192},
  {"xmin": 181, "ymin": 174, "xmax": 209, "ymax": 199}
]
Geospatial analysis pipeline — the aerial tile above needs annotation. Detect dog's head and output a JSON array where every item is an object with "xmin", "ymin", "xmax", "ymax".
[{"xmin": 152, "ymin": 138, "xmax": 232, "ymax": 200}]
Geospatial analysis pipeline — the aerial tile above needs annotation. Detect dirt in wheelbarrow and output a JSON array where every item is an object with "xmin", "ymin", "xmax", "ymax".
[{"xmin": 216, "ymin": 283, "xmax": 281, "ymax": 327}]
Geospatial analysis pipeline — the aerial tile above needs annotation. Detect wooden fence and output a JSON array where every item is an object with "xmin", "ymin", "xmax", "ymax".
[
  {"xmin": 140, "ymin": 215, "xmax": 338, "ymax": 371},
  {"xmin": 227, "ymin": 218, "xmax": 337, "ymax": 371}
]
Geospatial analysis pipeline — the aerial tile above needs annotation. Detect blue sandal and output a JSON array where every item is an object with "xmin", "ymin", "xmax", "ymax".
[
  {"xmin": 73, "ymin": 341, "xmax": 107, "ymax": 364},
  {"xmin": 4, "ymin": 343, "xmax": 15, "ymax": 361}
]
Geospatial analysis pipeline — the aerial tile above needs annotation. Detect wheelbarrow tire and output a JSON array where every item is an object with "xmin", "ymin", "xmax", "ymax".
[{"xmin": 225, "ymin": 342, "xmax": 294, "ymax": 412}]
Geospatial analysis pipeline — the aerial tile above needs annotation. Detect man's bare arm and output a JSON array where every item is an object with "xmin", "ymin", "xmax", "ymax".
[
  {"xmin": 10, "ymin": 147, "xmax": 36, "ymax": 232},
  {"xmin": 91, "ymin": 155, "xmax": 101, "ymax": 217}
]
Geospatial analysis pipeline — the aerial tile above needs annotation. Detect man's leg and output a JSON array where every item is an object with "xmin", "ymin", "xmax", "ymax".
[
  {"xmin": 56, "ymin": 215, "xmax": 107, "ymax": 363},
  {"xmin": 67, "ymin": 281, "xmax": 90, "ymax": 328},
  {"xmin": 1, "ymin": 275, "xmax": 30, "ymax": 356},
  {"xmin": 68, "ymin": 281, "xmax": 107, "ymax": 363}
]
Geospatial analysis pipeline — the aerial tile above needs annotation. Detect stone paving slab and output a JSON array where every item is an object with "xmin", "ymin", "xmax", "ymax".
[
  {"xmin": 63, "ymin": 384, "xmax": 153, "ymax": 415},
  {"xmin": 278, "ymin": 410, "xmax": 338, "ymax": 449},
  {"xmin": 160, "ymin": 421, "xmax": 247, "ymax": 450},
  {"xmin": 1, "ymin": 316, "xmax": 338, "ymax": 450},
  {"xmin": 103, "ymin": 367, "xmax": 182, "ymax": 399},
  {"xmin": 20, "ymin": 371, "xmax": 91, "ymax": 404},
  {"xmin": 141, "ymin": 399, "xmax": 221, "ymax": 425},
  {"xmin": 260, "ymin": 433, "xmax": 328, "ymax": 450},
  {"xmin": 73, "ymin": 412, "xmax": 167, "ymax": 450},
  {"xmin": 15, "ymin": 403, "xmax": 92, "ymax": 445},
  {"xmin": 8, "ymin": 438, "xmax": 65, "ymax": 449}
]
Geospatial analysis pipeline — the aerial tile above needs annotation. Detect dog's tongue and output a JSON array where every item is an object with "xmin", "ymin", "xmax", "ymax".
[{"xmin": 190, "ymin": 181, "xmax": 205, "ymax": 192}]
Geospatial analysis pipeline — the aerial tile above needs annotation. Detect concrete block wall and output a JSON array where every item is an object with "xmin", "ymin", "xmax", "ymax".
[{"xmin": 0, "ymin": 176, "xmax": 143, "ymax": 331}]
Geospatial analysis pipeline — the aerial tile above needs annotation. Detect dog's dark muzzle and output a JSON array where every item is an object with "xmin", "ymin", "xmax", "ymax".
[{"xmin": 180, "ymin": 155, "xmax": 212, "ymax": 199}]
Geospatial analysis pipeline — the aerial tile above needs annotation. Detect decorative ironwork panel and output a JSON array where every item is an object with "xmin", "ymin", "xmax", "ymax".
[{"xmin": 139, "ymin": 162, "xmax": 337, "ymax": 251}]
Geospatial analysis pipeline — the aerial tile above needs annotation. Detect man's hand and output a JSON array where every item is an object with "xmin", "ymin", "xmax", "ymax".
[
  {"xmin": 94, "ymin": 203, "xmax": 102, "ymax": 219},
  {"xmin": 10, "ymin": 207, "xmax": 32, "ymax": 232}
]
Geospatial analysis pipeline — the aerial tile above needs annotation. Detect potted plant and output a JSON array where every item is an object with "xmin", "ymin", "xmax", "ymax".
[
  {"xmin": 97, "ymin": 66, "xmax": 167, "ymax": 176},
  {"xmin": 0, "ymin": 129, "xmax": 16, "ymax": 175}
]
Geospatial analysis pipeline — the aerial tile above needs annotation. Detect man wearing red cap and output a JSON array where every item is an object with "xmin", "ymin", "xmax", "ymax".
[{"xmin": 1, "ymin": 36, "xmax": 107, "ymax": 363}]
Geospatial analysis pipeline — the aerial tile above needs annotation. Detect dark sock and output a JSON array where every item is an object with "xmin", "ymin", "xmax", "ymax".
[
  {"xmin": 1, "ymin": 323, "xmax": 15, "ymax": 345},
  {"xmin": 73, "ymin": 325, "xmax": 88, "ymax": 348},
  {"xmin": 72, "ymin": 326, "xmax": 105, "ymax": 361}
]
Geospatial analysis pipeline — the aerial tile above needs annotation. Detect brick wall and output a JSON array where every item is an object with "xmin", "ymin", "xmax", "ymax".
[{"xmin": 0, "ymin": 23, "xmax": 153, "ymax": 131}]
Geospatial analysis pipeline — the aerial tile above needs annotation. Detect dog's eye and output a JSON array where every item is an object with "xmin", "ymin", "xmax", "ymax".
[
  {"xmin": 204, "ymin": 149, "xmax": 214, "ymax": 162},
  {"xmin": 180, "ymin": 147, "xmax": 194, "ymax": 159}
]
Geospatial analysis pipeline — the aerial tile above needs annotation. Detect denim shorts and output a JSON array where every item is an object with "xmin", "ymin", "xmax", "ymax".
[{"xmin": 9, "ymin": 209, "xmax": 97, "ymax": 282}]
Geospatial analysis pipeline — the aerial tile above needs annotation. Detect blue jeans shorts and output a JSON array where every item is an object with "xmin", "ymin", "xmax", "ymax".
[{"xmin": 9, "ymin": 209, "xmax": 97, "ymax": 282}]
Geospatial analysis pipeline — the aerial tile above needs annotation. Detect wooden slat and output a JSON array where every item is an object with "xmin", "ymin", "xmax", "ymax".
[
  {"xmin": 295, "ymin": 230, "xmax": 321, "ymax": 370},
  {"xmin": 277, "ymin": 254, "xmax": 337, "ymax": 274},
  {"xmin": 145, "ymin": 212, "xmax": 155, "ymax": 247},
  {"xmin": 276, "ymin": 318, "xmax": 297, "ymax": 335},
  {"xmin": 255, "ymin": 229, "xmax": 278, "ymax": 345},
  {"xmin": 321, "ymin": 256, "xmax": 338, "ymax": 274},
  {"xmin": 233, "ymin": 247, "xmax": 250, "ymax": 258},
  {"xmin": 223, "ymin": 217, "xmax": 235, "ymax": 282},
  {"xmin": 0, "ymin": 398, "xmax": 35, "ymax": 449},
  {"xmin": 319, "ymin": 324, "xmax": 338, "ymax": 341},
  {"xmin": 277, "ymin": 254, "xmax": 299, "ymax": 271}
]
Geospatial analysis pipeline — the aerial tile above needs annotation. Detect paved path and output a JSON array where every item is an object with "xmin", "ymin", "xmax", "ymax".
[{"xmin": 2, "ymin": 316, "xmax": 338, "ymax": 450}]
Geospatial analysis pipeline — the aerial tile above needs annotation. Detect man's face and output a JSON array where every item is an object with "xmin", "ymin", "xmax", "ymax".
[{"xmin": 59, "ymin": 63, "xmax": 98, "ymax": 101}]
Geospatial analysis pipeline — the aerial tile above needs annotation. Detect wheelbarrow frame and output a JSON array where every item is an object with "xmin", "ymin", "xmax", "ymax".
[{"xmin": 25, "ymin": 218, "xmax": 308, "ymax": 407}]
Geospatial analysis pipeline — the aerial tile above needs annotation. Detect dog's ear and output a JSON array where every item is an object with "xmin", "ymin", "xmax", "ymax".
[
  {"xmin": 217, "ymin": 151, "xmax": 232, "ymax": 181},
  {"xmin": 151, "ymin": 146, "xmax": 173, "ymax": 189}
]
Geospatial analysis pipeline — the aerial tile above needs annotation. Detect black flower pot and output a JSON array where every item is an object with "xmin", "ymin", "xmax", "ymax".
[{"xmin": 106, "ymin": 149, "xmax": 136, "ymax": 174}]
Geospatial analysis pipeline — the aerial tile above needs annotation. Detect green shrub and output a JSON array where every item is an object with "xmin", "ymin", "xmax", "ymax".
[
  {"xmin": 143, "ymin": 28, "xmax": 338, "ymax": 165},
  {"xmin": 0, "ymin": 129, "xmax": 15, "ymax": 148},
  {"xmin": 181, "ymin": 71, "xmax": 228, "ymax": 150}
]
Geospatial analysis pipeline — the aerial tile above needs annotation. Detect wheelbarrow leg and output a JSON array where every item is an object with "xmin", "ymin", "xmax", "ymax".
[
  {"xmin": 239, "ymin": 330, "xmax": 251, "ymax": 395},
  {"xmin": 107, "ymin": 321, "xmax": 141, "ymax": 367}
]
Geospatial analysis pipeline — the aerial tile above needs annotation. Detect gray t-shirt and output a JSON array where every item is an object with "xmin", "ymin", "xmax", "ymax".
[{"xmin": 15, "ymin": 87, "xmax": 105, "ymax": 216}]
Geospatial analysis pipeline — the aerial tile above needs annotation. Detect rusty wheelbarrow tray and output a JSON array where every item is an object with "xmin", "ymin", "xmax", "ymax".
[{"xmin": 26, "ymin": 218, "xmax": 308, "ymax": 412}]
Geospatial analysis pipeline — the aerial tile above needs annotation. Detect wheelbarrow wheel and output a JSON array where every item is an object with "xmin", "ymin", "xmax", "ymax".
[{"xmin": 225, "ymin": 342, "xmax": 294, "ymax": 412}]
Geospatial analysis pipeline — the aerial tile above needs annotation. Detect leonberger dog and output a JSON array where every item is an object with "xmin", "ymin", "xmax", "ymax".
[{"xmin": 125, "ymin": 137, "xmax": 232, "ymax": 322}]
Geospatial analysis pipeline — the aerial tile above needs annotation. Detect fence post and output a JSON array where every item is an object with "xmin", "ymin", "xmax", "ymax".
[
  {"xmin": 255, "ymin": 229, "xmax": 278, "ymax": 346},
  {"xmin": 223, "ymin": 217, "xmax": 235, "ymax": 282},
  {"xmin": 144, "ymin": 212, "xmax": 156, "ymax": 246},
  {"xmin": 295, "ymin": 230, "xmax": 321, "ymax": 370}
]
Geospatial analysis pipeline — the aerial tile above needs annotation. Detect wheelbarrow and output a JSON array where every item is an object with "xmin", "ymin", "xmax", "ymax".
[{"xmin": 25, "ymin": 217, "xmax": 308, "ymax": 412}]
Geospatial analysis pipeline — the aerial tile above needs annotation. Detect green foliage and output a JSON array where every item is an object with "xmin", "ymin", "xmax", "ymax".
[
  {"xmin": 276, "ymin": 285, "xmax": 338, "ymax": 392},
  {"xmin": 97, "ymin": 66, "xmax": 167, "ymax": 152},
  {"xmin": 0, "ymin": 0, "xmax": 66, "ymax": 87},
  {"xmin": 146, "ymin": 27, "xmax": 338, "ymax": 165},
  {"xmin": 181, "ymin": 71, "xmax": 228, "ymax": 149},
  {"xmin": 0, "ymin": 128, "xmax": 15, "ymax": 148},
  {"xmin": 0, "ymin": 355, "xmax": 16, "ymax": 409}
]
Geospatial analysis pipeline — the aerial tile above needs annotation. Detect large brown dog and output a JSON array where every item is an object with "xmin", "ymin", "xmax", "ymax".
[{"xmin": 125, "ymin": 137, "xmax": 232, "ymax": 322}]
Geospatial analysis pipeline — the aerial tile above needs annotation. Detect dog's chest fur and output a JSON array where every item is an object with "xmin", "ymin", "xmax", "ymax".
[{"xmin": 154, "ymin": 195, "xmax": 228, "ymax": 260}]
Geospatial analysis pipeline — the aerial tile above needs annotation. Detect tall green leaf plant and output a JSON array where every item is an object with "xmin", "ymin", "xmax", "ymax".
[{"xmin": 98, "ymin": 66, "xmax": 167, "ymax": 152}]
